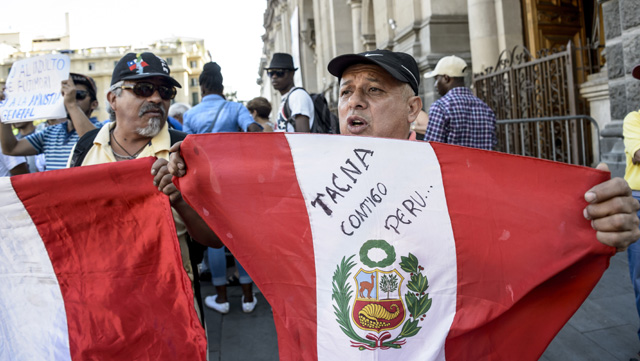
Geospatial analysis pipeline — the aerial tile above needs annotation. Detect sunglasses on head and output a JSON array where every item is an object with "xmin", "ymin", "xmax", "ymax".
[
  {"xmin": 267, "ymin": 70, "xmax": 287, "ymax": 78},
  {"xmin": 119, "ymin": 82, "xmax": 177, "ymax": 100},
  {"xmin": 75, "ymin": 90, "xmax": 90, "ymax": 100}
]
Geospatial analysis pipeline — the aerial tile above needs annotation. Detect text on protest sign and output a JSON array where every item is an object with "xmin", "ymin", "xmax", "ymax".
[{"xmin": 0, "ymin": 54, "xmax": 70, "ymax": 123}]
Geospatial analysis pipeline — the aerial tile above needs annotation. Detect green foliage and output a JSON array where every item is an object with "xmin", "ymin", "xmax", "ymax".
[
  {"xmin": 400, "ymin": 318, "xmax": 421, "ymax": 338},
  {"xmin": 332, "ymin": 255, "xmax": 370, "ymax": 345},
  {"xmin": 359, "ymin": 239, "xmax": 396, "ymax": 268},
  {"xmin": 407, "ymin": 273, "xmax": 429, "ymax": 294},
  {"xmin": 399, "ymin": 253, "xmax": 419, "ymax": 274},
  {"xmin": 379, "ymin": 273, "xmax": 399, "ymax": 299}
]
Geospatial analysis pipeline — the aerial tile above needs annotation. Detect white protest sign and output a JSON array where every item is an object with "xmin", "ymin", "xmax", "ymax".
[{"xmin": 0, "ymin": 54, "xmax": 70, "ymax": 123}]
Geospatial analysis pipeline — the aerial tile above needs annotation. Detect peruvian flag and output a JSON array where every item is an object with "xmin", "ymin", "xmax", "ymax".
[
  {"xmin": 0, "ymin": 158, "xmax": 207, "ymax": 361},
  {"xmin": 174, "ymin": 133, "xmax": 613, "ymax": 361}
]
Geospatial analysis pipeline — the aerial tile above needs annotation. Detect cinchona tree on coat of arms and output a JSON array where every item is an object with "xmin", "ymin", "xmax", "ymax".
[{"xmin": 332, "ymin": 239, "xmax": 432, "ymax": 350}]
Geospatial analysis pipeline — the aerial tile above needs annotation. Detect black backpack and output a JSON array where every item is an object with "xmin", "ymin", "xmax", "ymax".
[
  {"xmin": 284, "ymin": 87, "xmax": 340, "ymax": 134},
  {"xmin": 69, "ymin": 127, "xmax": 188, "ymax": 168}
]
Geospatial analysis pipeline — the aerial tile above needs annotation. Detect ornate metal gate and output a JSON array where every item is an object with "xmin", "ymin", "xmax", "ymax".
[{"xmin": 473, "ymin": 42, "xmax": 597, "ymax": 166}]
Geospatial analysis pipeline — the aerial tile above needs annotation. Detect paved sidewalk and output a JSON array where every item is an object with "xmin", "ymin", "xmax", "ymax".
[
  {"xmin": 542, "ymin": 252, "xmax": 639, "ymax": 360},
  {"xmin": 200, "ymin": 282, "xmax": 278, "ymax": 361},
  {"xmin": 202, "ymin": 252, "xmax": 639, "ymax": 361}
]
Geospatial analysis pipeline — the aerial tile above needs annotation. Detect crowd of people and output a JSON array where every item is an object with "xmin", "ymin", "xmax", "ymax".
[{"xmin": 1, "ymin": 48, "xmax": 640, "ymax": 353}]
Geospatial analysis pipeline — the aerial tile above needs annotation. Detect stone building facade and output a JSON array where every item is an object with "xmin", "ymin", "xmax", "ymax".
[
  {"xmin": 260, "ymin": 0, "xmax": 459, "ymax": 113},
  {"xmin": 259, "ymin": 0, "xmax": 636, "ymax": 174},
  {"xmin": 599, "ymin": 0, "xmax": 640, "ymax": 176}
]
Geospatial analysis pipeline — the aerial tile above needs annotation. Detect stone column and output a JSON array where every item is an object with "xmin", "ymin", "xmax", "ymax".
[
  {"xmin": 348, "ymin": 0, "xmax": 363, "ymax": 53},
  {"xmin": 579, "ymin": 69, "xmax": 611, "ymax": 166},
  {"xmin": 600, "ymin": 0, "xmax": 640, "ymax": 177},
  {"xmin": 467, "ymin": 0, "xmax": 500, "ymax": 72}
]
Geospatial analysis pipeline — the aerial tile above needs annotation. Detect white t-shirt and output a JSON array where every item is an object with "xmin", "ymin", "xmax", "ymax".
[
  {"xmin": 276, "ymin": 88, "xmax": 315, "ymax": 132},
  {"xmin": 0, "ymin": 150, "xmax": 25, "ymax": 177}
]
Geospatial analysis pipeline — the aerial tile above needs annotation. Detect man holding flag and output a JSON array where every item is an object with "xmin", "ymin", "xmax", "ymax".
[
  {"xmin": 158, "ymin": 49, "xmax": 639, "ymax": 252},
  {"xmin": 152, "ymin": 50, "xmax": 640, "ymax": 360}
]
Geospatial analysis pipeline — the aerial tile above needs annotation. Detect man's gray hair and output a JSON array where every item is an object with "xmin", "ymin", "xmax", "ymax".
[{"xmin": 106, "ymin": 81, "xmax": 124, "ymax": 122}]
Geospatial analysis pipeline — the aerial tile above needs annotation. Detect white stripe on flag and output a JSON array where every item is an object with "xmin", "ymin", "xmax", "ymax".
[
  {"xmin": 0, "ymin": 178, "xmax": 71, "ymax": 361},
  {"xmin": 285, "ymin": 135, "xmax": 458, "ymax": 360}
]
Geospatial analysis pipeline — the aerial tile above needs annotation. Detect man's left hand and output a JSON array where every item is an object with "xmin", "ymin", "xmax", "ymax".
[
  {"xmin": 151, "ymin": 158, "xmax": 181, "ymax": 204},
  {"xmin": 584, "ymin": 163, "xmax": 640, "ymax": 252}
]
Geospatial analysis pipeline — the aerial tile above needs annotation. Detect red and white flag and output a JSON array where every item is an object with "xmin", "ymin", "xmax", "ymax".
[
  {"xmin": 0, "ymin": 158, "xmax": 206, "ymax": 361},
  {"xmin": 175, "ymin": 133, "xmax": 613, "ymax": 361}
]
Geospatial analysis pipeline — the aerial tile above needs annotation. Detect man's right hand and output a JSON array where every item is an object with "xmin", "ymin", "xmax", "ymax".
[
  {"xmin": 151, "ymin": 158, "xmax": 182, "ymax": 204},
  {"xmin": 168, "ymin": 141, "xmax": 187, "ymax": 177}
]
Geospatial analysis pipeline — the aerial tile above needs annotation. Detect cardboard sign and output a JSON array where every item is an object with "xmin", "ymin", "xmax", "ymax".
[{"xmin": 0, "ymin": 54, "xmax": 70, "ymax": 123}]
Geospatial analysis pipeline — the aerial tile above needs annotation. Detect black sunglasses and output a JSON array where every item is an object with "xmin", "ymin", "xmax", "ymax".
[
  {"xmin": 267, "ymin": 70, "xmax": 287, "ymax": 78},
  {"xmin": 75, "ymin": 90, "xmax": 90, "ymax": 100},
  {"xmin": 120, "ymin": 82, "xmax": 177, "ymax": 100}
]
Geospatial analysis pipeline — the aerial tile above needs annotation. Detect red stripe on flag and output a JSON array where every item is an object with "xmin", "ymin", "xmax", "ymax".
[
  {"xmin": 430, "ymin": 142, "xmax": 613, "ymax": 360},
  {"xmin": 175, "ymin": 133, "xmax": 318, "ymax": 361},
  {"xmin": 11, "ymin": 158, "xmax": 206, "ymax": 360}
]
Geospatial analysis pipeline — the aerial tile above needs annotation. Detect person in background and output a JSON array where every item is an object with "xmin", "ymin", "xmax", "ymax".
[
  {"xmin": 12, "ymin": 121, "xmax": 45, "ymax": 172},
  {"xmin": 0, "ymin": 73, "xmax": 100, "ymax": 170},
  {"xmin": 246, "ymin": 97, "xmax": 274, "ymax": 132},
  {"xmin": 181, "ymin": 61, "xmax": 261, "ymax": 314},
  {"xmin": 182, "ymin": 62, "xmax": 261, "ymax": 134},
  {"xmin": 266, "ymin": 53, "xmax": 314, "ymax": 132},
  {"xmin": 0, "ymin": 148, "xmax": 28, "ymax": 176},
  {"xmin": 169, "ymin": 102, "xmax": 191, "ymax": 126},
  {"xmin": 411, "ymin": 110, "xmax": 429, "ymax": 141},
  {"xmin": 424, "ymin": 55, "xmax": 496, "ymax": 150},
  {"xmin": 622, "ymin": 63, "xmax": 640, "ymax": 360}
]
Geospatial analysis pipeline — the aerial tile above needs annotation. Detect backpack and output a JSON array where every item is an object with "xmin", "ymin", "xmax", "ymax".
[
  {"xmin": 284, "ymin": 87, "xmax": 340, "ymax": 134},
  {"xmin": 68, "ymin": 127, "xmax": 188, "ymax": 168}
]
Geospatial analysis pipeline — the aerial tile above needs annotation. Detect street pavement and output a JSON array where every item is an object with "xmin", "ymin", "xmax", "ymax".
[{"xmin": 201, "ymin": 251, "xmax": 639, "ymax": 361}]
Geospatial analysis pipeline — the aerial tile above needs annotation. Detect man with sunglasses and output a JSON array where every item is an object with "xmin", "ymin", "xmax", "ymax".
[
  {"xmin": 0, "ymin": 73, "xmax": 100, "ymax": 171},
  {"xmin": 267, "ymin": 53, "xmax": 314, "ymax": 132},
  {"xmin": 70, "ymin": 52, "xmax": 221, "ymax": 326}
]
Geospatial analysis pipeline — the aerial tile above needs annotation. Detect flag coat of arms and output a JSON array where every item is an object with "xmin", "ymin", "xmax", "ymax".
[
  {"xmin": 175, "ymin": 133, "xmax": 613, "ymax": 361},
  {"xmin": 0, "ymin": 158, "xmax": 207, "ymax": 361}
]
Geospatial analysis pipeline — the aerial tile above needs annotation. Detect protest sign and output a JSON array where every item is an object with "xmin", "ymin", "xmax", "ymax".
[{"xmin": 0, "ymin": 54, "xmax": 70, "ymax": 123}]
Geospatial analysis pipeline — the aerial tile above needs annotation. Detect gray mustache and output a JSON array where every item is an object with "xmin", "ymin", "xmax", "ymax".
[{"xmin": 138, "ymin": 103, "xmax": 166, "ymax": 118}]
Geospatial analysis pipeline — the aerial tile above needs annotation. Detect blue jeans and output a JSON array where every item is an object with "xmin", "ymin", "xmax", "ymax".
[
  {"xmin": 629, "ymin": 191, "xmax": 640, "ymax": 341},
  {"xmin": 206, "ymin": 247, "xmax": 252, "ymax": 287}
]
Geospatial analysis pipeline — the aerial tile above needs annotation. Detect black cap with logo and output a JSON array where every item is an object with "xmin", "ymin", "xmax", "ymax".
[{"xmin": 111, "ymin": 52, "xmax": 181, "ymax": 88}]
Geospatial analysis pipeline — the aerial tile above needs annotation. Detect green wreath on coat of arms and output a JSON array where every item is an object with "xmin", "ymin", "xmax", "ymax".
[{"xmin": 331, "ymin": 239, "xmax": 432, "ymax": 350}]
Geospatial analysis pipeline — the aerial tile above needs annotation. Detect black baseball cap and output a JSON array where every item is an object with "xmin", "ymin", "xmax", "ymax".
[
  {"xmin": 111, "ymin": 52, "xmax": 181, "ymax": 88},
  {"xmin": 328, "ymin": 49, "xmax": 420, "ymax": 95},
  {"xmin": 70, "ymin": 73, "xmax": 97, "ymax": 99}
]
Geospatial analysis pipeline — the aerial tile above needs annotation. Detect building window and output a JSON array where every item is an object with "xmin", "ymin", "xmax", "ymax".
[
  {"xmin": 166, "ymin": 57, "xmax": 173, "ymax": 66},
  {"xmin": 192, "ymin": 92, "xmax": 199, "ymax": 106},
  {"xmin": 88, "ymin": 62, "xmax": 95, "ymax": 71},
  {"xmin": 190, "ymin": 78, "xmax": 198, "ymax": 87},
  {"xmin": 190, "ymin": 60, "xmax": 197, "ymax": 69}
]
